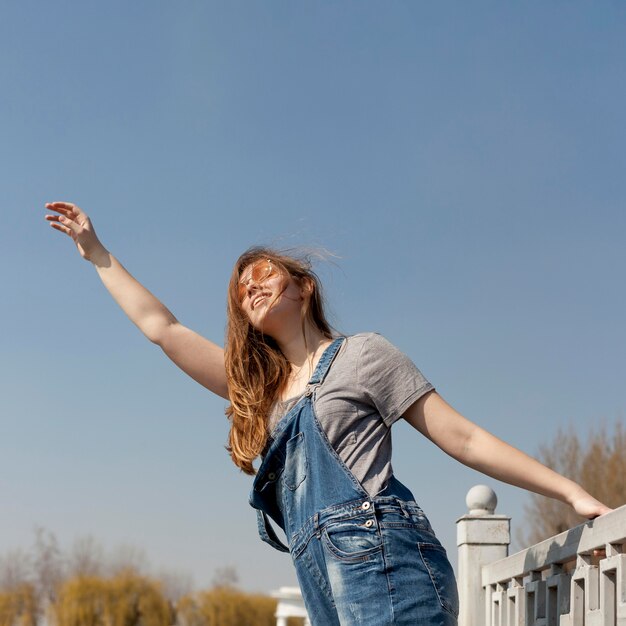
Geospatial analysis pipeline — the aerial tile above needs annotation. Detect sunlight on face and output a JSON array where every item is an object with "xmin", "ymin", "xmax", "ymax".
[{"xmin": 238, "ymin": 261, "xmax": 304, "ymax": 336}]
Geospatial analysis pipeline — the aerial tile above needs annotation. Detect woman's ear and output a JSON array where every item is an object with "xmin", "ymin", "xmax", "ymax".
[{"xmin": 299, "ymin": 277, "xmax": 314, "ymax": 299}]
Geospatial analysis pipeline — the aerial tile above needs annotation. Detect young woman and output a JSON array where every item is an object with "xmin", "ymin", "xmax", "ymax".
[{"xmin": 45, "ymin": 201, "xmax": 611, "ymax": 626}]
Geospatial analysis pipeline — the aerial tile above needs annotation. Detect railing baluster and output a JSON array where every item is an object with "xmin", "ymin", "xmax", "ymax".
[
  {"xmin": 571, "ymin": 575, "xmax": 585, "ymax": 626},
  {"xmin": 546, "ymin": 564, "xmax": 572, "ymax": 625},
  {"xmin": 526, "ymin": 572, "xmax": 547, "ymax": 626},
  {"xmin": 493, "ymin": 582, "xmax": 507, "ymax": 626},
  {"xmin": 507, "ymin": 577, "xmax": 525, "ymax": 626},
  {"xmin": 599, "ymin": 549, "xmax": 626, "ymax": 624}
]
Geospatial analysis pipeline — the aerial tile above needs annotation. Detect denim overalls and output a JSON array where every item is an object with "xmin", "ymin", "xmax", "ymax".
[{"xmin": 250, "ymin": 338, "xmax": 459, "ymax": 625}]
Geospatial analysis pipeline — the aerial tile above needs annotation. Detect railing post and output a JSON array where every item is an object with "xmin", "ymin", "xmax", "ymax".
[{"xmin": 456, "ymin": 485, "xmax": 511, "ymax": 626}]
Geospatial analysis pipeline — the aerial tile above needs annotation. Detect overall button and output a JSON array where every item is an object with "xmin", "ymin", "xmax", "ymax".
[
  {"xmin": 361, "ymin": 501, "xmax": 371, "ymax": 511},
  {"xmin": 268, "ymin": 472, "xmax": 276, "ymax": 481},
  {"xmin": 364, "ymin": 519, "xmax": 374, "ymax": 528}
]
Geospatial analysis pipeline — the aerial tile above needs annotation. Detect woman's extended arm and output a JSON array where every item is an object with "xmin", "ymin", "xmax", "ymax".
[
  {"xmin": 45, "ymin": 202, "xmax": 229, "ymax": 399},
  {"xmin": 403, "ymin": 390, "xmax": 612, "ymax": 519}
]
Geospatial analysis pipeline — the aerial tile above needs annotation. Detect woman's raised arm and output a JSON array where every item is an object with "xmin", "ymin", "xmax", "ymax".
[
  {"xmin": 45, "ymin": 202, "xmax": 229, "ymax": 399},
  {"xmin": 403, "ymin": 390, "xmax": 613, "ymax": 519}
]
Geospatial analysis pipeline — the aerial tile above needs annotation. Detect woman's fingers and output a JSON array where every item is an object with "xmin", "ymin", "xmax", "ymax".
[
  {"xmin": 45, "ymin": 206, "xmax": 75, "ymax": 220},
  {"xmin": 45, "ymin": 202, "xmax": 72, "ymax": 212},
  {"xmin": 45, "ymin": 203, "xmax": 82, "ymax": 231},
  {"xmin": 46, "ymin": 211, "xmax": 73, "ymax": 232},
  {"xmin": 46, "ymin": 201, "xmax": 78, "ymax": 210},
  {"xmin": 45, "ymin": 201, "xmax": 84, "ymax": 219},
  {"xmin": 45, "ymin": 210, "xmax": 80, "ymax": 236},
  {"xmin": 58, "ymin": 214, "xmax": 80, "ymax": 234},
  {"xmin": 44, "ymin": 201, "xmax": 100, "ymax": 261},
  {"xmin": 571, "ymin": 494, "xmax": 613, "ymax": 519},
  {"xmin": 49, "ymin": 220, "xmax": 73, "ymax": 237}
]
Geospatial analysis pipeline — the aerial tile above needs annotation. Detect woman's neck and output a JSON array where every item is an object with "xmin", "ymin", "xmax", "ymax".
[
  {"xmin": 275, "ymin": 323, "xmax": 331, "ymax": 370},
  {"xmin": 275, "ymin": 324, "xmax": 332, "ymax": 401}
]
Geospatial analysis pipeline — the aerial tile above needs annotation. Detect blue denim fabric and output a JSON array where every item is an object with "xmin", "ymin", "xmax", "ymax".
[{"xmin": 250, "ymin": 338, "xmax": 458, "ymax": 625}]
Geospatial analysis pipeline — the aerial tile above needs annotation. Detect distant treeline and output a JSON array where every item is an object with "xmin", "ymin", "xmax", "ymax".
[
  {"xmin": 0, "ymin": 531, "xmax": 305, "ymax": 626},
  {"xmin": 0, "ymin": 573, "xmax": 305, "ymax": 626}
]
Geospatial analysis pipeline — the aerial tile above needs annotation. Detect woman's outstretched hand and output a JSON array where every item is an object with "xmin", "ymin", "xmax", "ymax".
[
  {"xmin": 569, "ymin": 492, "xmax": 613, "ymax": 519},
  {"xmin": 45, "ymin": 202, "xmax": 105, "ymax": 262}
]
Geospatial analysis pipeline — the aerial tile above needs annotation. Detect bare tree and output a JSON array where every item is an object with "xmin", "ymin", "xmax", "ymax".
[
  {"xmin": 67, "ymin": 535, "xmax": 104, "ymax": 578},
  {"xmin": 32, "ymin": 526, "xmax": 65, "ymax": 604},
  {"xmin": 0, "ymin": 549, "xmax": 31, "ymax": 591},
  {"xmin": 519, "ymin": 421, "xmax": 626, "ymax": 546},
  {"xmin": 211, "ymin": 565, "xmax": 239, "ymax": 589},
  {"xmin": 157, "ymin": 568, "xmax": 194, "ymax": 603},
  {"xmin": 106, "ymin": 543, "xmax": 149, "ymax": 576}
]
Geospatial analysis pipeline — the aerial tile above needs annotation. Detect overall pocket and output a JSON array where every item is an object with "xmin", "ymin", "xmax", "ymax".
[
  {"xmin": 322, "ymin": 518, "xmax": 383, "ymax": 562},
  {"xmin": 284, "ymin": 432, "xmax": 307, "ymax": 490},
  {"xmin": 417, "ymin": 542, "xmax": 459, "ymax": 617}
]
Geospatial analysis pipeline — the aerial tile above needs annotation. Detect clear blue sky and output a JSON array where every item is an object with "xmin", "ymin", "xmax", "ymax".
[{"xmin": 1, "ymin": 1, "xmax": 625, "ymax": 593}]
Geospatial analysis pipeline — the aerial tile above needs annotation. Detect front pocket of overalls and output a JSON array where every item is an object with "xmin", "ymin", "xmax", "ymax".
[
  {"xmin": 417, "ymin": 542, "xmax": 459, "ymax": 617},
  {"xmin": 322, "ymin": 518, "xmax": 383, "ymax": 562},
  {"xmin": 284, "ymin": 432, "xmax": 307, "ymax": 491}
]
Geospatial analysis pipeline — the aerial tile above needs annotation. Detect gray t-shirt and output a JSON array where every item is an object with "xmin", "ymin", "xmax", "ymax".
[{"xmin": 268, "ymin": 332, "xmax": 435, "ymax": 496}]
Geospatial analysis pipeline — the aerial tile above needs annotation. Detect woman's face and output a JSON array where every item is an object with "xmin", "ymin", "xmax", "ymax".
[{"xmin": 238, "ymin": 259, "xmax": 306, "ymax": 336}]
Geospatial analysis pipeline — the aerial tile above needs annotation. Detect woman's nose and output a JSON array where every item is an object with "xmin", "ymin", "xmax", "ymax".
[{"xmin": 245, "ymin": 279, "xmax": 262, "ymax": 296}]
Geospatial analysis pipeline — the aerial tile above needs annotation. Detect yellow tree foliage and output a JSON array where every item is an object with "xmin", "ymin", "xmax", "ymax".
[
  {"xmin": 53, "ymin": 570, "xmax": 171, "ymax": 626},
  {"xmin": 176, "ymin": 587, "xmax": 277, "ymax": 626},
  {"xmin": 0, "ymin": 583, "xmax": 37, "ymax": 626},
  {"xmin": 521, "ymin": 421, "xmax": 626, "ymax": 546}
]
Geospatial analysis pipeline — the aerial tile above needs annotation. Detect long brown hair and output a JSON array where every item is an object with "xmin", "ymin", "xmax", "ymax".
[{"xmin": 225, "ymin": 247, "xmax": 335, "ymax": 474}]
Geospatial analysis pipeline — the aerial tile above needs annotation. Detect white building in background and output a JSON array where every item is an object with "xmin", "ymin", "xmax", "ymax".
[{"xmin": 270, "ymin": 586, "xmax": 310, "ymax": 626}]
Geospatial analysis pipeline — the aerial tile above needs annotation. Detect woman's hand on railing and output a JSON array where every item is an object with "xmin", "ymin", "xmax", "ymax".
[
  {"xmin": 45, "ymin": 202, "xmax": 107, "ymax": 262},
  {"xmin": 569, "ymin": 491, "xmax": 613, "ymax": 519}
]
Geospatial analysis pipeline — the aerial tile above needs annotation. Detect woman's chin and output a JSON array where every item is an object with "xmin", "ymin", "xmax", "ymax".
[{"xmin": 249, "ymin": 313, "xmax": 273, "ymax": 337}]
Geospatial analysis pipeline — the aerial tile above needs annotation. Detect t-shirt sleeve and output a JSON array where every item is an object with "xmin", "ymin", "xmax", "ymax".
[{"xmin": 356, "ymin": 333, "xmax": 434, "ymax": 427}]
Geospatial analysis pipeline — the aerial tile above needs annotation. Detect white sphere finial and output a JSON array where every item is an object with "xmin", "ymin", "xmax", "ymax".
[{"xmin": 466, "ymin": 485, "xmax": 497, "ymax": 515}]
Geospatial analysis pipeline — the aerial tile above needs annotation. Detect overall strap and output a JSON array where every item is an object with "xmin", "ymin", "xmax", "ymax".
[
  {"xmin": 307, "ymin": 337, "xmax": 345, "ymax": 387},
  {"xmin": 256, "ymin": 510, "xmax": 290, "ymax": 553},
  {"xmin": 253, "ymin": 337, "xmax": 346, "ymax": 555}
]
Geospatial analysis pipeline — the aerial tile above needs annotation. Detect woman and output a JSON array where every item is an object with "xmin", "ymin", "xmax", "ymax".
[{"xmin": 45, "ymin": 201, "xmax": 611, "ymax": 625}]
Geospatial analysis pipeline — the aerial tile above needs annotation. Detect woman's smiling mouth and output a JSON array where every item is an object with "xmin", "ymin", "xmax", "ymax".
[{"xmin": 252, "ymin": 293, "xmax": 270, "ymax": 309}]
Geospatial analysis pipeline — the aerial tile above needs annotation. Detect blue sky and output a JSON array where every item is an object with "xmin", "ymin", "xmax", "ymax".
[{"xmin": 1, "ymin": 2, "xmax": 625, "ymax": 593}]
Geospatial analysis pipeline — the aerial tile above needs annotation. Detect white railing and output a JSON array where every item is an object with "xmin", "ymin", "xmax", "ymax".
[{"xmin": 457, "ymin": 485, "xmax": 626, "ymax": 625}]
